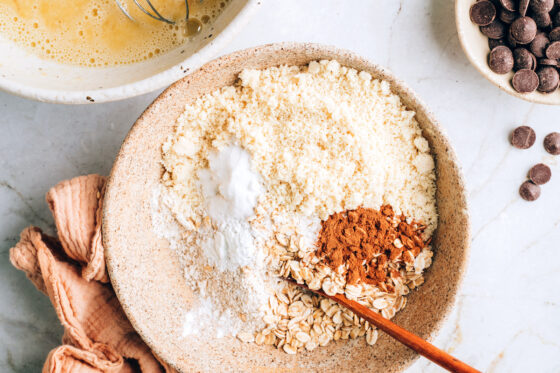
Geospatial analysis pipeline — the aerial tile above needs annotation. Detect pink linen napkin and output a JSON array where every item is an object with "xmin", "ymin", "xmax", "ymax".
[{"xmin": 9, "ymin": 175, "xmax": 175, "ymax": 373}]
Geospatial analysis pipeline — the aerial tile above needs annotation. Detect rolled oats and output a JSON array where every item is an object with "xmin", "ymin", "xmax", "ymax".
[
  {"xmin": 283, "ymin": 343, "xmax": 297, "ymax": 355},
  {"xmin": 366, "ymin": 329, "xmax": 378, "ymax": 345},
  {"xmin": 295, "ymin": 331, "xmax": 311, "ymax": 344}
]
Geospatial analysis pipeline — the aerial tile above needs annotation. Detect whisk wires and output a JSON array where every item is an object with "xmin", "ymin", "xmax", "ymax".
[{"xmin": 114, "ymin": 0, "xmax": 190, "ymax": 24}]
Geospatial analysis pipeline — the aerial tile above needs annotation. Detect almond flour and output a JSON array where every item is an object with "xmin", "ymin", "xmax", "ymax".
[{"xmin": 153, "ymin": 60, "xmax": 438, "ymax": 354}]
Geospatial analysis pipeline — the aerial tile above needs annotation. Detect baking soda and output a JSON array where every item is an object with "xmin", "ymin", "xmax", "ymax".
[{"xmin": 197, "ymin": 145, "xmax": 264, "ymax": 271}]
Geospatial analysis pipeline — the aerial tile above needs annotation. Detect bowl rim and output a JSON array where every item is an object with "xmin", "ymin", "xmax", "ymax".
[
  {"xmin": 0, "ymin": 0, "xmax": 259, "ymax": 104},
  {"xmin": 455, "ymin": 0, "xmax": 560, "ymax": 105},
  {"xmin": 103, "ymin": 42, "xmax": 471, "ymax": 372}
]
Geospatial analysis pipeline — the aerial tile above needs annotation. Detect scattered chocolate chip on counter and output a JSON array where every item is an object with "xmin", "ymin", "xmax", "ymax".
[
  {"xmin": 519, "ymin": 180, "xmax": 541, "ymax": 201},
  {"xmin": 529, "ymin": 163, "xmax": 552, "ymax": 184},
  {"xmin": 511, "ymin": 127, "xmax": 558, "ymax": 201},
  {"xmin": 470, "ymin": 0, "xmax": 560, "ymax": 94},
  {"xmin": 511, "ymin": 125, "xmax": 536, "ymax": 149},
  {"xmin": 544, "ymin": 132, "xmax": 560, "ymax": 154}
]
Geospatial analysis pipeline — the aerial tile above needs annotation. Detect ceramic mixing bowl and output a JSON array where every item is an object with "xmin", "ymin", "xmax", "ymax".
[
  {"xmin": 0, "ymin": 0, "xmax": 258, "ymax": 104},
  {"xmin": 456, "ymin": 0, "xmax": 560, "ymax": 105},
  {"xmin": 103, "ymin": 43, "xmax": 470, "ymax": 372}
]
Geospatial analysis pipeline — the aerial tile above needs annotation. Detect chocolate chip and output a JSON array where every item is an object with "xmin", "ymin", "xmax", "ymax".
[
  {"xmin": 537, "ymin": 66, "xmax": 560, "ymax": 91},
  {"xmin": 529, "ymin": 163, "xmax": 552, "ymax": 184},
  {"xmin": 489, "ymin": 38, "xmax": 507, "ymax": 49},
  {"xmin": 481, "ymin": 19, "xmax": 507, "ymax": 39},
  {"xmin": 489, "ymin": 46, "xmax": 515, "ymax": 73},
  {"xmin": 549, "ymin": 26, "xmax": 560, "ymax": 40},
  {"xmin": 508, "ymin": 30, "xmax": 519, "ymax": 47},
  {"xmin": 530, "ymin": 0, "xmax": 554, "ymax": 13},
  {"xmin": 544, "ymin": 132, "xmax": 560, "ymax": 154},
  {"xmin": 539, "ymin": 57, "xmax": 559, "ymax": 65},
  {"xmin": 499, "ymin": 8, "xmax": 518, "ymax": 23},
  {"xmin": 532, "ymin": 11, "xmax": 552, "ymax": 28},
  {"xmin": 520, "ymin": 0, "xmax": 531, "ymax": 16},
  {"xmin": 529, "ymin": 32, "xmax": 550, "ymax": 57},
  {"xmin": 500, "ymin": 0, "xmax": 517, "ymax": 12},
  {"xmin": 510, "ymin": 17, "xmax": 538, "ymax": 44},
  {"xmin": 512, "ymin": 69, "xmax": 540, "ymax": 92},
  {"xmin": 546, "ymin": 40, "xmax": 560, "ymax": 58},
  {"xmin": 514, "ymin": 48, "xmax": 538, "ymax": 69},
  {"xmin": 511, "ymin": 125, "xmax": 537, "ymax": 148},
  {"xmin": 519, "ymin": 181, "xmax": 541, "ymax": 201},
  {"xmin": 470, "ymin": 1, "xmax": 497, "ymax": 26}
]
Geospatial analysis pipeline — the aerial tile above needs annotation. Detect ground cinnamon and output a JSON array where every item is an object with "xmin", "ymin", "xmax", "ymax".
[{"xmin": 315, "ymin": 205, "xmax": 428, "ymax": 289}]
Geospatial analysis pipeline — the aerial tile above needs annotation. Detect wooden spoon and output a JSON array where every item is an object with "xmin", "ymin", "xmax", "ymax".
[{"xmin": 289, "ymin": 280, "xmax": 480, "ymax": 373}]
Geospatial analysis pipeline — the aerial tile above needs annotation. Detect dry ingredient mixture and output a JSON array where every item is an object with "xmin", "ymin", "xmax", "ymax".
[
  {"xmin": 152, "ymin": 60, "xmax": 438, "ymax": 354},
  {"xmin": 0, "ymin": 0, "xmax": 228, "ymax": 66}
]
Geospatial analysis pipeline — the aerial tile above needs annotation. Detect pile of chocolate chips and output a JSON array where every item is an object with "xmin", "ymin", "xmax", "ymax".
[
  {"xmin": 511, "ymin": 126, "xmax": 560, "ymax": 200},
  {"xmin": 470, "ymin": 0, "xmax": 560, "ymax": 94}
]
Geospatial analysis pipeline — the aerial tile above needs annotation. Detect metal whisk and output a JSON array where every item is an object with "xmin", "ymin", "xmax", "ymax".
[{"xmin": 114, "ymin": 0, "xmax": 189, "ymax": 24}]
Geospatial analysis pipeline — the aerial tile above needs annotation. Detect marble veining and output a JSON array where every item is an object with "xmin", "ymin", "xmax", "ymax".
[{"xmin": 1, "ymin": 0, "xmax": 559, "ymax": 372}]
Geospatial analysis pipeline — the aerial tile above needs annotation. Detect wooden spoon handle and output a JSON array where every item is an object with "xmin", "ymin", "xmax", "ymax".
[{"xmin": 291, "ymin": 281, "xmax": 480, "ymax": 373}]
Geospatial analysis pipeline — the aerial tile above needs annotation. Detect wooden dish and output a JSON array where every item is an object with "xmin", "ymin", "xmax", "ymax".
[
  {"xmin": 456, "ymin": 0, "xmax": 560, "ymax": 105},
  {"xmin": 103, "ymin": 43, "xmax": 470, "ymax": 372}
]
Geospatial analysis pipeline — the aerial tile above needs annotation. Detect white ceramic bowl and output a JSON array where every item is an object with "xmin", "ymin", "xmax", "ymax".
[
  {"xmin": 456, "ymin": 0, "xmax": 560, "ymax": 105},
  {"xmin": 0, "ymin": 0, "xmax": 258, "ymax": 104}
]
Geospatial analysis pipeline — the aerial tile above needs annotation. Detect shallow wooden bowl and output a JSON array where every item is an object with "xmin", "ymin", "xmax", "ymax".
[
  {"xmin": 103, "ymin": 43, "xmax": 470, "ymax": 372},
  {"xmin": 456, "ymin": 0, "xmax": 560, "ymax": 105}
]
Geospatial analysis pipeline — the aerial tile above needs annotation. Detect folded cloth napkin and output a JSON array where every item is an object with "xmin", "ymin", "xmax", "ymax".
[{"xmin": 9, "ymin": 175, "xmax": 175, "ymax": 373}]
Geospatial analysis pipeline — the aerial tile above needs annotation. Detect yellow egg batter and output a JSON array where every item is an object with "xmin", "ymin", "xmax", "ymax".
[{"xmin": 0, "ymin": 0, "xmax": 228, "ymax": 66}]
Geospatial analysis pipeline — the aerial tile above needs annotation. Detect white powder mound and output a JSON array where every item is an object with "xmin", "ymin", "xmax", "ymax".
[
  {"xmin": 198, "ymin": 145, "xmax": 263, "ymax": 222},
  {"xmin": 197, "ymin": 145, "xmax": 264, "ymax": 271},
  {"xmin": 162, "ymin": 59, "xmax": 437, "ymax": 235}
]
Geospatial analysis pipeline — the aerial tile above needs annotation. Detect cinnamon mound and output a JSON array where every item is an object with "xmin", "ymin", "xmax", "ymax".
[{"xmin": 316, "ymin": 205, "xmax": 428, "ymax": 288}]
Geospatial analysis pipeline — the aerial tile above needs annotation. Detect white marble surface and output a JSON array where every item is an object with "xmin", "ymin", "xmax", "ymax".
[{"xmin": 1, "ymin": 0, "xmax": 559, "ymax": 372}]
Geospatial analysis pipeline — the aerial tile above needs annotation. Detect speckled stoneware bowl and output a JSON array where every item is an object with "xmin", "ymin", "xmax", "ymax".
[
  {"xmin": 456, "ymin": 0, "xmax": 560, "ymax": 105},
  {"xmin": 103, "ymin": 43, "xmax": 470, "ymax": 373},
  {"xmin": 0, "ymin": 0, "xmax": 258, "ymax": 104}
]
